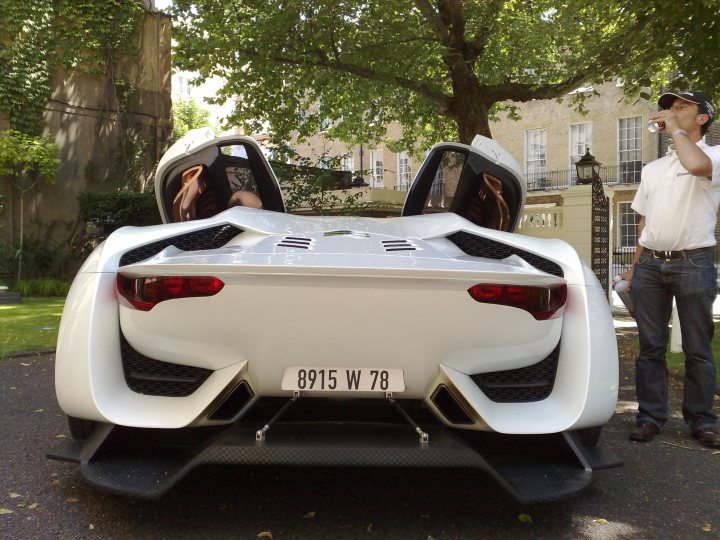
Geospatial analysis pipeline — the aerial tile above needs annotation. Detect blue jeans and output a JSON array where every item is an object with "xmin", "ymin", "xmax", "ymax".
[{"xmin": 632, "ymin": 250, "xmax": 718, "ymax": 431}]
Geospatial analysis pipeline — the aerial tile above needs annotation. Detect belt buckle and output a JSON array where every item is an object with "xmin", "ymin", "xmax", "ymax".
[{"xmin": 652, "ymin": 250, "xmax": 672, "ymax": 261}]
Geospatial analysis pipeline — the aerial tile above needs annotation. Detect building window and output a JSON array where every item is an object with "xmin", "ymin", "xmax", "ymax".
[
  {"xmin": 569, "ymin": 123, "xmax": 592, "ymax": 184},
  {"xmin": 397, "ymin": 151, "xmax": 412, "ymax": 191},
  {"xmin": 618, "ymin": 116, "xmax": 642, "ymax": 183},
  {"xmin": 173, "ymin": 74, "xmax": 191, "ymax": 98},
  {"xmin": 617, "ymin": 202, "xmax": 641, "ymax": 249},
  {"xmin": 431, "ymin": 168, "xmax": 444, "ymax": 196},
  {"xmin": 341, "ymin": 152, "xmax": 354, "ymax": 173},
  {"xmin": 370, "ymin": 149, "xmax": 384, "ymax": 187},
  {"xmin": 525, "ymin": 128, "xmax": 547, "ymax": 178}
]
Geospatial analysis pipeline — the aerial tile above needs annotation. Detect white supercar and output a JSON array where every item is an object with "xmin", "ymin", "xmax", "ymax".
[{"xmin": 48, "ymin": 129, "xmax": 621, "ymax": 502}]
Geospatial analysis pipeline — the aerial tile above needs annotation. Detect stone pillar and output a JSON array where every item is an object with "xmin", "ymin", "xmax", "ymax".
[{"xmin": 560, "ymin": 185, "xmax": 593, "ymax": 265}]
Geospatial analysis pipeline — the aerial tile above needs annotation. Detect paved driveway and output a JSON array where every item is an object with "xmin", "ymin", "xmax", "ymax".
[{"xmin": 1, "ymin": 338, "xmax": 719, "ymax": 539}]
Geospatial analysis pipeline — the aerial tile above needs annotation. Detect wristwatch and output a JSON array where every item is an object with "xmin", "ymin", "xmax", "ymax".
[{"xmin": 671, "ymin": 128, "xmax": 688, "ymax": 138}]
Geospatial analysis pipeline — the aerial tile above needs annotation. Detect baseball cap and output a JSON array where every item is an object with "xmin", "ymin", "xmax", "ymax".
[{"xmin": 658, "ymin": 90, "xmax": 715, "ymax": 126}]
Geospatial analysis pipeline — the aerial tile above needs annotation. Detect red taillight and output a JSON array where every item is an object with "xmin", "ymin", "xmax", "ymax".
[
  {"xmin": 467, "ymin": 283, "xmax": 567, "ymax": 320},
  {"xmin": 117, "ymin": 275, "xmax": 225, "ymax": 311}
]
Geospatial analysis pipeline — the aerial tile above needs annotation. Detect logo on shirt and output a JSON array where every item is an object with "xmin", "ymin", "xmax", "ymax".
[{"xmin": 676, "ymin": 171, "xmax": 691, "ymax": 177}]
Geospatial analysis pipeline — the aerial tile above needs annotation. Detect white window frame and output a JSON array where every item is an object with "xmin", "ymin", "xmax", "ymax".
[
  {"xmin": 173, "ymin": 74, "xmax": 191, "ymax": 97},
  {"xmin": 341, "ymin": 152, "xmax": 354, "ymax": 174},
  {"xmin": 617, "ymin": 201, "xmax": 641, "ymax": 250},
  {"xmin": 568, "ymin": 123, "xmax": 592, "ymax": 184},
  {"xmin": 525, "ymin": 128, "xmax": 547, "ymax": 177},
  {"xmin": 617, "ymin": 116, "xmax": 643, "ymax": 183},
  {"xmin": 396, "ymin": 151, "xmax": 412, "ymax": 191},
  {"xmin": 370, "ymin": 149, "xmax": 384, "ymax": 187}
]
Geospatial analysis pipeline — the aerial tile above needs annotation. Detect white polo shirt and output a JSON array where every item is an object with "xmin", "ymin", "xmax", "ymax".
[{"xmin": 632, "ymin": 139, "xmax": 720, "ymax": 251}]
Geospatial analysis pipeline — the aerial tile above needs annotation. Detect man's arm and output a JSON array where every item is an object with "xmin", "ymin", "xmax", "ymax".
[
  {"xmin": 672, "ymin": 131, "xmax": 713, "ymax": 177},
  {"xmin": 619, "ymin": 217, "xmax": 645, "ymax": 288},
  {"xmin": 649, "ymin": 109, "xmax": 712, "ymax": 177}
]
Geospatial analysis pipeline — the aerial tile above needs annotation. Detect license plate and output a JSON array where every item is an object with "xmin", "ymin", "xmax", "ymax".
[{"xmin": 281, "ymin": 367, "xmax": 405, "ymax": 392}]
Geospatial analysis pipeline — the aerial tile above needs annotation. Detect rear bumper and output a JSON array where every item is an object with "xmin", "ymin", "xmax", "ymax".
[{"xmin": 47, "ymin": 420, "xmax": 621, "ymax": 503}]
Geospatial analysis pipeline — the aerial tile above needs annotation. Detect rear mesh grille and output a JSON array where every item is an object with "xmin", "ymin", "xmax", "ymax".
[
  {"xmin": 447, "ymin": 231, "xmax": 563, "ymax": 277},
  {"xmin": 119, "ymin": 224, "xmax": 243, "ymax": 266},
  {"xmin": 120, "ymin": 334, "xmax": 213, "ymax": 397},
  {"xmin": 470, "ymin": 344, "xmax": 560, "ymax": 403}
]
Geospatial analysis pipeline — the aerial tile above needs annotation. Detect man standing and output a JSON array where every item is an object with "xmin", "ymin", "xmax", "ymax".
[{"xmin": 622, "ymin": 90, "xmax": 720, "ymax": 448}]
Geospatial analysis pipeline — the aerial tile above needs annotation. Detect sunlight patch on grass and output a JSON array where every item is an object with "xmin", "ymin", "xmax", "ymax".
[{"xmin": 0, "ymin": 298, "xmax": 65, "ymax": 357}]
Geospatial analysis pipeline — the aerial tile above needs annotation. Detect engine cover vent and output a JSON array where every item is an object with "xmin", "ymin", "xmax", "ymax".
[
  {"xmin": 382, "ymin": 239, "xmax": 419, "ymax": 252},
  {"xmin": 119, "ymin": 224, "xmax": 243, "ymax": 266},
  {"xmin": 276, "ymin": 236, "xmax": 314, "ymax": 249},
  {"xmin": 447, "ymin": 231, "xmax": 563, "ymax": 277}
]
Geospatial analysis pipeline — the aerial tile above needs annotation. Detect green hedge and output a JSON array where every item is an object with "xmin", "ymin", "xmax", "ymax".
[
  {"xmin": 77, "ymin": 190, "xmax": 161, "ymax": 228},
  {"xmin": 14, "ymin": 277, "xmax": 71, "ymax": 297}
]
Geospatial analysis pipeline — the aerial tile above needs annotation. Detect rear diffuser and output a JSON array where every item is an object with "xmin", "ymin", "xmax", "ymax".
[{"xmin": 47, "ymin": 422, "xmax": 621, "ymax": 503}]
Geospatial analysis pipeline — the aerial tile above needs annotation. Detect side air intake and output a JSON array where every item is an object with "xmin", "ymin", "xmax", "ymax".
[
  {"xmin": 120, "ymin": 334, "xmax": 213, "ymax": 397},
  {"xmin": 119, "ymin": 224, "xmax": 243, "ymax": 266},
  {"xmin": 447, "ymin": 231, "xmax": 563, "ymax": 277},
  {"xmin": 471, "ymin": 343, "xmax": 561, "ymax": 403}
]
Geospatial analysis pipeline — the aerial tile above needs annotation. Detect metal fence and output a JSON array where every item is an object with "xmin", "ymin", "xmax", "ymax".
[
  {"xmin": 612, "ymin": 248, "xmax": 720, "ymax": 279},
  {"xmin": 527, "ymin": 164, "xmax": 642, "ymax": 191}
]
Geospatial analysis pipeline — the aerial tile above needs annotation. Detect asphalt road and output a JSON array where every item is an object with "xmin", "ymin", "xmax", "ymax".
[{"xmin": 1, "ymin": 343, "xmax": 719, "ymax": 540}]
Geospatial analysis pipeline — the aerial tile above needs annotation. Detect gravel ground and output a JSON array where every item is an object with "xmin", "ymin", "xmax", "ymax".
[{"xmin": 1, "ymin": 323, "xmax": 719, "ymax": 540}]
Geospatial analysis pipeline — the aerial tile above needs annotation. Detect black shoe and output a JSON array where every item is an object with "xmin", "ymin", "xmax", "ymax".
[
  {"xmin": 629, "ymin": 422, "xmax": 659, "ymax": 442},
  {"xmin": 691, "ymin": 427, "xmax": 720, "ymax": 449}
]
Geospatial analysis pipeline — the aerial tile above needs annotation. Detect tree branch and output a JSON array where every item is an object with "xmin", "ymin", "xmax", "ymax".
[
  {"xmin": 414, "ymin": 0, "xmax": 450, "ymax": 46},
  {"xmin": 485, "ymin": 73, "xmax": 591, "ymax": 103},
  {"xmin": 238, "ymin": 47, "xmax": 452, "ymax": 107},
  {"xmin": 467, "ymin": 0, "xmax": 504, "ymax": 60}
]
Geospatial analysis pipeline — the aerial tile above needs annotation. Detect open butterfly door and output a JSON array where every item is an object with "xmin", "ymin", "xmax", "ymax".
[
  {"xmin": 155, "ymin": 129, "xmax": 286, "ymax": 224},
  {"xmin": 401, "ymin": 135, "xmax": 526, "ymax": 232}
]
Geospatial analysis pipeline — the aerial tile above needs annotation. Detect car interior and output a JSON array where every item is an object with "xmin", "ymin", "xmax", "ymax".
[
  {"xmin": 402, "ymin": 146, "xmax": 521, "ymax": 232},
  {"xmin": 162, "ymin": 142, "xmax": 285, "ymax": 222}
]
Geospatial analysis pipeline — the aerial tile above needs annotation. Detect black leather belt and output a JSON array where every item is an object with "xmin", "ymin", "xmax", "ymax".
[{"xmin": 649, "ymin": 247, "xmax": 714, "ymax": 261}]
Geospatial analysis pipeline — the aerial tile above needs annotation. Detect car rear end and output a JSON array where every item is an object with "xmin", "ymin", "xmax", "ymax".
[{"xmin": 51, "ymin": 211, "xmax": 619, "ymax": 502}]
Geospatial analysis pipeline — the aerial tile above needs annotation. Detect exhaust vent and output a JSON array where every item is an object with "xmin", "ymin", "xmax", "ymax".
[
  {"xmin": 208, "ymin": 380, "xmax": 254, "ymax": 421},
  {"xmin": 430, "ymin": 385, "xmax": 474, "ymax": 425}
]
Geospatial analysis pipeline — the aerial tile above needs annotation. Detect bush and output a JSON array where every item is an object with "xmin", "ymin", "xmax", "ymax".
[
  {"xmin": 14, "ymin": 277, "xmax": 71, "ymax": 297},
  {"xmin": 77, "ymin": 190, "xmax": 160, "ymax": 227}
]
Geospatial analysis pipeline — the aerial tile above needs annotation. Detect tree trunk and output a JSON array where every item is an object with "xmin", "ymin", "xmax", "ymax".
[{"xmin": 455, "ymin": 102, "xmax": 492, "ymax": 144}]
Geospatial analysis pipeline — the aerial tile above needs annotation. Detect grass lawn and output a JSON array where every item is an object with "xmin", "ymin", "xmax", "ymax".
[
  {"xmin": 0, "ymin": 297, "xmax": 65, "ymax": 358},
  {"xmin": 636, "ymin": 321, "xmax": 720, "ymax": 388}
]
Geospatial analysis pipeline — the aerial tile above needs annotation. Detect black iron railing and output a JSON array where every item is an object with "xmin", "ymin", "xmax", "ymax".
[
  {"xmin": 527, "ymin": 164, "xmax": 642, "ymax": 192},
  {"xmin": 612, "ymin": 248, "xmax": 720, "ymax": 279}
]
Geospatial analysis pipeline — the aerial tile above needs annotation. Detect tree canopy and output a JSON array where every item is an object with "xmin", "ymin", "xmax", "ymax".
[
  {"xmin": 170, "ymin": 0, "xmax": 720, "ymax": 147},
  {"xmin": 171, "ymin": 98, "xmax": 213, "ymax": 143}
]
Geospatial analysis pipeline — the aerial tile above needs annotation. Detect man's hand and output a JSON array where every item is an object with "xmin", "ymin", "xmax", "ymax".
[
  {"xmin": 619, "ymin": 266, "xmax": 634, "ymax": 291},
  {"xmin": 649, "ymin": 110, "xmax": 680, "ymax": 135}
]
